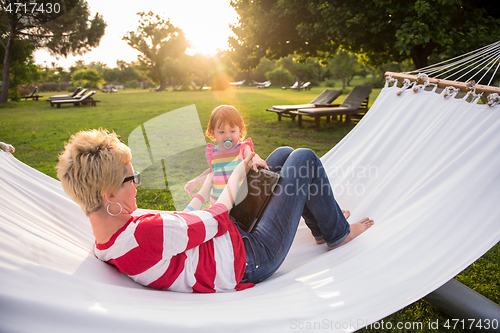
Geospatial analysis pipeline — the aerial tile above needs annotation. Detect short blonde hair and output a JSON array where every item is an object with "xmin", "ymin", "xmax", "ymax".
[
  {"xmin": 57, "ymin": 129, "xmax": 131, "ymax": 216},
  {"xmin": 205, "ymin": 105, "xmax": 247, "ymax": 141}
]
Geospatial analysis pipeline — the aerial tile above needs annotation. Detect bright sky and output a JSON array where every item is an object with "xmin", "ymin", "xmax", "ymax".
[{"xmin": 33, "ymin": 0, "xmax": 238, "ymax": 69}]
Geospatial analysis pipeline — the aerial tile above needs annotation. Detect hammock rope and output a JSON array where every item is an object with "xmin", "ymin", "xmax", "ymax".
[
  {"xmin": 386, "ymin": 40, "xmax": 500, "ymax": 97},
  {"xmin": 407, "ymin": 40, "xmax": 500, "ymax": 83},
  {"xmin": 413, "ymin": 41, "xmax": 500, "ymax": 76}
]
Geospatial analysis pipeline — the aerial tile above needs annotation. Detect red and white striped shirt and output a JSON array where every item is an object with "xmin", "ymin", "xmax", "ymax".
[{"xmin": 94, "ymin": 204, "xmax": 253, "ymax": 293}]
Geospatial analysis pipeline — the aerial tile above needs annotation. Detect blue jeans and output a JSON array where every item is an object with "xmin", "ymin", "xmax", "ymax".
[{"xmin": 237, "ymin": 147, "xmax": 350, "ymax": 284}]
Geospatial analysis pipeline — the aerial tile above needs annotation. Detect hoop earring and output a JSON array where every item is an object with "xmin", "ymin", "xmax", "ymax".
[{"xmin": 107, "ymin": 202, "xmax": 122, "ymax": 217}]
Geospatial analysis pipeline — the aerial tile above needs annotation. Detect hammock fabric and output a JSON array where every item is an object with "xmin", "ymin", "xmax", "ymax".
[{"xmin": 1, "ymin": 83, "xmax": 499, "ymax": 333}]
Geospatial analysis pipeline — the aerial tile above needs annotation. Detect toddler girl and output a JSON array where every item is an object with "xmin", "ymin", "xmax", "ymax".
[{"xmin": 184, "ymin": 105, "xmax": 267, "ymax": 211}]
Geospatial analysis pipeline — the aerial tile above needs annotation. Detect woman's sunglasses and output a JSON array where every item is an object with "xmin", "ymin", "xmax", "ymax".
[{"xmin": 123, "ymin": 171, "xmax": 141, "ymax": 186}]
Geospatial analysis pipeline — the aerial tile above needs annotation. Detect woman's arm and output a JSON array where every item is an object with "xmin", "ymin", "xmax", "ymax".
[
  {"xmin": 165, "ymin": 155, "xmax": 253, "ymax": 257},
  {"xmin": 216, "ymin": 153, "xmax": 254, "ymax": 210}
]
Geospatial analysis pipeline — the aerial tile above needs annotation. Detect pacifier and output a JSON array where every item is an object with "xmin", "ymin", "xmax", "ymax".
[{"xmin": 223, "ymin": 139, "xmax": 233, "ymax": 149}]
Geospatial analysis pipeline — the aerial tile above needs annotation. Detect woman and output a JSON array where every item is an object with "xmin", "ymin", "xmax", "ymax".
[{"xmin": 57, "ymin": 129, "xmax": 373, "ymax": 292}]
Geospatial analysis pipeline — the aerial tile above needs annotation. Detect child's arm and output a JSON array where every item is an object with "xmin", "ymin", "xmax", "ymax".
[
  {"xmin": 243, "ymin": 144, "xmax": 268, "ymax": 172},
  {"xmin": 183, "ymin": 172, "xmax": 213, "ymax": 212},
  {"xmin": 184, "ymin": 168, "xmax": 210, "ymax": 197}
]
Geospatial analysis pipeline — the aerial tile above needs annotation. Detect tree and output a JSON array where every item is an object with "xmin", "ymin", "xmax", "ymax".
[
  {"xmin": 55, "ymin": 66, "xmax": 71, "ymax": 83},
  {"xmin": 0, "ymin": 0, "xmax": 106, "ymax": 102},
  {"xmin": 71, "ymin": 68, "xmax": 101, "ymax": 88},
  {"xmin": 0, "ymin": 38, "xmax": 37, "ymax": 99},
  {"xmin": 278, "ymin": 55, "xmax": 324, "ymax": 86},
  {"xmin": 123, "ymin": 12, "xmax": 189, "ymax": 90},
  {"xmin": 229, "ymin": 0, "xmax": 500, "ymax": 70},
  {"xmin": 164, "ymin": 55, "xmax": 190, "ymax": 90},
  {"xmin": 251, "ymin": 57, "xmax": 275, "ymax": 82},
  {"xmin": 88, "ymin": 61, "xmax": 141, "ymax": 87},
  {"xmin": 265, "ymin": 66, "xmax": 294, "ymax": 87},
  {"xmin": 327, "ymin": 51, "xmax": 360, "ymax": 89},
  {"xmin": 189, "ymin": 53, "xmax": 215, "ymax": 90}
]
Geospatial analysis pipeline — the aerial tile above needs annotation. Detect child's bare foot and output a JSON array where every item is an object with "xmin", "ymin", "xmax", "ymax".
[
  {"xmin": 315, "ymin": 210, "xmax": 352, "ymax": 244},
  {"xmin": 328, "ymin": 218, "xmax": 374, "ymax": 250}
]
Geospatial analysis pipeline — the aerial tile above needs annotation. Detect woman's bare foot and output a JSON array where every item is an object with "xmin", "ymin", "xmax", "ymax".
[
  {"xmin": 328, "ymin": 217, "xmax": 374, "ymax": 250},
  {"xmin": 315, "ymin": 210, "xmax": 352, "ymax": 244}
]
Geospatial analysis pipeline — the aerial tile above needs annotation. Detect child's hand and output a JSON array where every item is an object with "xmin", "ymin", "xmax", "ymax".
[
  {"xmin": 184, "ymin": 169, "xmax": 210, "ymax": 197},
  {"xmin": 184, "ymin": 180, "xmax": 198, "ymax": 197},
  {"xmin": 249, "ymin": 154, "xmax": 269, "ymax": 172}
]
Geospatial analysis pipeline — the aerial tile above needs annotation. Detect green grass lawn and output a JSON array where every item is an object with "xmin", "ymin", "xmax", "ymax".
[{"xmin": 1, "ymin": 86, "xmax": 498, "ymax": 331}]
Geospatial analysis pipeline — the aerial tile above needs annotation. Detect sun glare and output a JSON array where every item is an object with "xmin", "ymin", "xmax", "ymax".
[
  {"xmin": 33, "ymin": 0, "xmax": 239, "ymax": 68},
  {"xmin": 163, "ymin": 0, "xmax": 238, "ymax": 55}
]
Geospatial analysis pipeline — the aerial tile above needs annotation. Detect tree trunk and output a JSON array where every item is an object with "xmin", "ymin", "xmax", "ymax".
[
  {"xmin": 410, "ymin": 42, "xmax": 436, "ymax": 70},
  {"xmin": 347, "ymin": 75, "xmax": 353, "ymax": 87},
  {"xmin": 161, "ymin": 80, "xmax": 168, "ymax": 91},
  {"xmin": 1, "ymin": 35, "xmax": 14, "ymax": 103},
  {"xmin": 198, "ymin": 79, "xmax": 207, "ymax": 90}
]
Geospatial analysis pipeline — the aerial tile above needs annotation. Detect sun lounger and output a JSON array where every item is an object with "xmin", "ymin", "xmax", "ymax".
[
  {"xmin": 50, "ymin": 91, "xmax": 100, "ymax": 108},
  {"xmin": 20, "ymin": 88, "xmax": 42, "ymax": 101},
  {"xmin": 300, "ymin": 82, "xmax": 311, "ymax": 90},
  {"xmin": 282, "ymin": 81, "xmax": 311, "ymax": 91},
  {"xmin": 100, "ymin": 86, "xmax": 118, "ymax": 93},
  {"xmin": 229, "ymin": 80, "xmax": 246, "ymax": 88},
  {"xmin": 47, "ymin": 87, "xmax": 81, "ymax": 100},
  {"xmin": 289, "ymin": 86, "xmax": 372, "ymax": 131},
  {"xmin": 266, "ymin": 89, "xmax": 342, "ymax": 121},
  {"xmin": 47, "ymin": 88, "xmax": 87, "ymax": 101},
  {"xmin": 282, "ymin": 81, "xmax": 299, "ymax": 90},
  {"xmin": 256, "ymin": 81, "xmax": 271, "ymax": 88}
]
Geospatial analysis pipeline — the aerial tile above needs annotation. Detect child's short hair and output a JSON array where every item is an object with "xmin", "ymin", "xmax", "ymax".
[{"xmin": 205, "ymin": 105, "xmax": 247, "ymax": 141}]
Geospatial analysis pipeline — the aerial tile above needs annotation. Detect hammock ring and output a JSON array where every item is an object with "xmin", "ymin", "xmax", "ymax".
[
  {"xmin": 412, "ymin": 73, "xmax": 430, "ymax": 93},
  {"xmin": 385, "ymin": 75, "xmax": 397, "ymax": 84},
  {"xmin": 466, "ymin": 80, "xmax": 476, "ymax": 91},
  {"xmin": 397, "ymin": 79, "xmax": 412, "ymax": 96},
  {"xmin": 107, "ymin": 202, "xmax": 123, "ymax": 216},
  {"xmin": 417, "ymin": 73, "xmax": 430, "ymax": 86},
  {"xmin": 442, "ymin": 86, "xmax": 459, "ymax": 99},
  {"xmin": 487, "ymin": 93, "xmax": 500, "ymax": 107}
]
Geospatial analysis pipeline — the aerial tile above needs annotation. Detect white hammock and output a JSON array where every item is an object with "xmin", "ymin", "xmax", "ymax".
[{"xmin": 1, "ymin": 82, "xmax": 499, "ymax": 332}]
